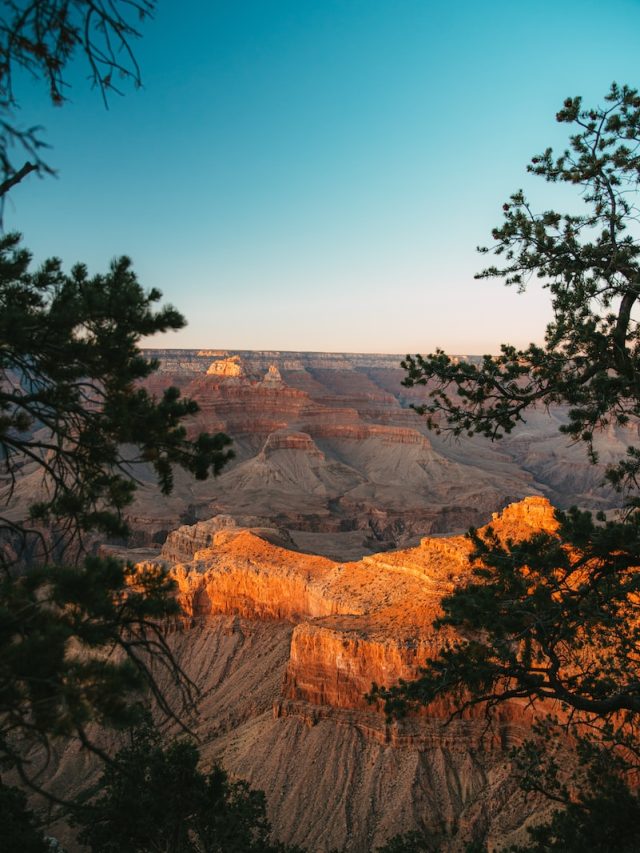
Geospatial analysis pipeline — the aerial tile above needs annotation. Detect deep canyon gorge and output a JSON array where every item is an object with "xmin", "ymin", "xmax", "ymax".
[{"xmin": 6, "ymin": 350, "xmax": 631, "ymax": 851}]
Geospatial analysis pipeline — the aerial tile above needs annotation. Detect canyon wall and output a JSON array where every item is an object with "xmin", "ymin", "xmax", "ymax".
[
  {"xmin": 41, "ymin": 497, "xmax": 561, "ymax": 852},
  {"xmin": 146, "ymin": 497, "xmax": 558, "ymax": 851},
  {"xmin": 5, "ymin": 348, "xmax": 623, "ymax": 564},
  {"xmin": 7, "ymin": 351, "xmax": 628, "ymax": 849},
  {"xmin": 119, "ymin": 349, "xmax": 622, "ymax": 563}
]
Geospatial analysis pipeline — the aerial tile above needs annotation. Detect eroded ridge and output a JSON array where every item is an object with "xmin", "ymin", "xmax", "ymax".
[{"xmin": 164, "ymin": 496, "xmax": 556, "ymax": 722}]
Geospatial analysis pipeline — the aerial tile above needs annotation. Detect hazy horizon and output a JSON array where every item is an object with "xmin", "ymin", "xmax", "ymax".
[{"xmin": 143, "ymin": 345, "xmax": 493, "ymax": 356}]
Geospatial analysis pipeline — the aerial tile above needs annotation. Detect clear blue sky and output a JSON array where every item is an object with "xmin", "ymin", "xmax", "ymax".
[{"xmin": 7, "ymin": 0, "xmax": 640, "ymax": 353}]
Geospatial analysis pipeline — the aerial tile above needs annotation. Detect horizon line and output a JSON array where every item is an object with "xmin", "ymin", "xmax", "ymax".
[{"xmin": 142, "ymin": 346, "xmax": 492, "ymax": 357}]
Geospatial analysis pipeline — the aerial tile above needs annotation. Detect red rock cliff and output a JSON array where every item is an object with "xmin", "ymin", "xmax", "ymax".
[{"xmin": 167, "ymin": 496, "xmax": 557, "ymax": 720}]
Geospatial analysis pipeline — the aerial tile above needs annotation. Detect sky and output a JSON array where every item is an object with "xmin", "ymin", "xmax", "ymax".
[{"xmin": 6, "ymin": 0, "xmax": 640, "ymax": 353}]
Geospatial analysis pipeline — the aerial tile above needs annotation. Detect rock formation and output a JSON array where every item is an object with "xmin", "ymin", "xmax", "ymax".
[
  {"xmin": 38, "ymin": 498, "xmax": 562, "ymax": 852},
  {"xmin": 263, "ymin": 364, "xmax": 284, "ymax": 385},
  {"xmin": 144, "ymin": 497, "xmax": 557, "ymax": 851},
  {"xmin": 206, "ymin": 355, "xmax": 246, "ymax": 378},
  {"xmin": 7, "ymin": 348, "xmax": 622, "ymax": 562},
  {"xmin": 7, "ymin": 347, "xmax": 629, "ymax": 849},
  {"xmin": 115, "ymin": 349, "xmax": 623, "ymax": 562}
]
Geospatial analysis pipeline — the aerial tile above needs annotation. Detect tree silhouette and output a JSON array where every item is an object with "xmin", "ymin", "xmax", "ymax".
[
  {"xmin": 0, "ymin": 232, "xmax": 233, "ymax": 799},
  {"xmin": 0, "ymin": 1, "xmax": 157, "ymax": 201},
  {"xmin": 376, "ymin": 84, "xmax": 640, "ymax": 849}
]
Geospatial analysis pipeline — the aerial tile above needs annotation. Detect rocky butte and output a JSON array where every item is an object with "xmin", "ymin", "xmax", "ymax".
[{"xmin": 108, "ymin": 496, "xmax": 559, "ymax": 852}]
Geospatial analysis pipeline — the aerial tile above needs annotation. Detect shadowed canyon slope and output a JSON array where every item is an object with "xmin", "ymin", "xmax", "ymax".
[{"xmin": 124, "ymin": 349, "xmax": 627, "ymax": 561}]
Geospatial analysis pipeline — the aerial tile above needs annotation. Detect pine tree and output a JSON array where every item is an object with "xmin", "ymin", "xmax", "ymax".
[
  {"xmin": 0, "ymin": 1, "xmax": 157, "ymax": 201},
  {"xmin": 74, "ymin": 723, "xmax": 301, "ymax": 853},
  {"xmin": 374, "ymin": 84, "xmax": 640, "ymax": 850},
  {"xmin": 0, "ymin": 232, "xmax": 234, "ymax": 795}
]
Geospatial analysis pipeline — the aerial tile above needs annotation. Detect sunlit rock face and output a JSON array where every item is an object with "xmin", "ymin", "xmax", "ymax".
[
  {"xmin": 205, "ymin": 355, "xmax": 246, "ymax": 377},
  {"xmin": 43, "ymin": 499, "xmax": 558, "ymax": 852},
  {"xmin": 262, "ymin": 364, "xmax": 284, "ymax": 385},
  {"xmin": 136, "ymin": 497, "xmax": 557, "ymax": 852},
  {"xmin": 160, "ymin": 511, "xmax": 299, "ymax": 564},
  {"xmin": 170, "ymin": 496, "xmax": 556, "ymax": 711}
]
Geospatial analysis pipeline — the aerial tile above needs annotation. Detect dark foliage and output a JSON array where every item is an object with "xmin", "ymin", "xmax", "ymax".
[
  {"xmin": 0, "ymin": 231, "xmax": 233, "ymax": 798},
  {"xmin": 375, "ymin": 831, "xmax": 439, "ymax": 852},
  {"xmin": 1, "ymin": 556, "xmax": 187, "ymax": 793},
  {"xmin": 0, "ymin": 2, "xmax": 239, "ymax": 848},
  {"xmin": 0, "ymin": 780, "xmax": 49, "ymax": 852},
  {"xmin": 377, "ymin": 831, "xmax": 486, "ymax": 853},
  {"xmin": 375, "ymin": 509, "xmax": 640, "ymax": 719},
  {"xmin": 507, "ymin": 731, "xmax": 640, "ymax": 852},
  {"xmin": 74, "ymin": 724, "xmax": 300, "ymax": 853},
  {"xmin": 0, "ymin": 231, "xmax": 233, "ymax": 563},
  {"xmin": 402, "ymin": 83, "xmax": 640, "ymax": 490}
]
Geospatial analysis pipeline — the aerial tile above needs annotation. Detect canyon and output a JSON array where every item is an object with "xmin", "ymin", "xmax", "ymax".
[
  {"xmin": 8, "ymin": 350, "xmax": 627, "ymax": 850},
  {"xmin": 154, "ymin": 496, "xmax": 557, "ymax": 851},
  {"xmin": 120, "ymin": 349, "xmax": 626, "ymax": 563},
  {"xmin": 41, "ymin": 496, "xmax": 562, "ymax": 852},
  {"xmin": 3, "ymin": 348, "xmax": 626, "ymax": 564},
  {"xmin": 131, "ymin": 349, "xmax": 616, "ymax": 849}
]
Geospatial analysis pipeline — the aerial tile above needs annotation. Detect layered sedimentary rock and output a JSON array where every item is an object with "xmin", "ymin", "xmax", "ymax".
[
  {"xmin": 206, "ymin": 355, "xmax": 246, "ymax": 378},
  {"xmin": 142, "ymin": 497, "xmax": 558, "ymax": 851},
  {"xmin": 41, "ymin": 498, "xmax": 558, "ymax": 852},
  {"xmin": 170, "ymin": 496, "xmax": 555, "ymax": 713},
  {"xmin": 117, "ymin": 349, "xmax": 624, "ymax": 562},
  {"xmin": 159, "ymin": 514, "xmax": 299, "ymax": 563},
  {"xmin": 5, "ymin": 341, "xmax": 622, "ymax": 554},
  {"xmin": 171, "ymin": 529, "xmax": 349, "ymax": 621},
  {"xmin": 263, "ymin": 364, "xmax": 284, "ymax": 385}
]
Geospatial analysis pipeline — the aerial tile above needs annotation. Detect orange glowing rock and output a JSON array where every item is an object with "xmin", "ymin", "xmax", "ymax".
[{"xmin": 167, "ymin": 496, "xmax": 559, "ymax": 716}]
